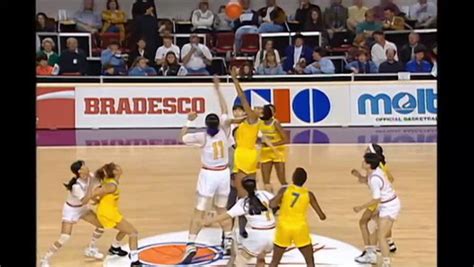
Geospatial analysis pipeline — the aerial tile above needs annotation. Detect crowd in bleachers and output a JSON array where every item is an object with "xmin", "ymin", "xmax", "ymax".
[{"xmin": 35, "ymin": 0, "xmax": 437, "ymax": 77}]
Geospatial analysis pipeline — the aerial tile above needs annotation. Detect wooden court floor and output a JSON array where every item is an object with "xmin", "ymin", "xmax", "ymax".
[{"xmin": 37, "ymin": 144, "xmax": 436, "ymax": 267}]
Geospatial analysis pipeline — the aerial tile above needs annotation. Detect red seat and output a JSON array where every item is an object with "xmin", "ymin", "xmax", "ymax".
[
  {"xmin": 214, "ymin": 32, "xmax": 235, "ymax": 54},
  {"xmin": 100, "ymin": 32, "xmax": 121, "ymax": 49},
  {"xmin": 229, "ymin": 58, "xmax": 253, "ymax": 73},
  {"xmin": 240, "ymin": 33, "xmax": 260, "ymax": 54}
]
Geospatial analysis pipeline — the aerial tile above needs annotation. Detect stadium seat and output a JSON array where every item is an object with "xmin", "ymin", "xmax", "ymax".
[
  {"xmin": 240, "ymin": 34, "xmax": 260, "ymax": 55},
  {"xmin": 229, "ymin": 57, "xmax": 254, "ymax": 73},
  {"xmin": 100, "ymin": 32, "xmax": 121, "ymax": 49},
  {"xmin": 214, "ymin": 32, "xmax": 235, "ymax": 54}
]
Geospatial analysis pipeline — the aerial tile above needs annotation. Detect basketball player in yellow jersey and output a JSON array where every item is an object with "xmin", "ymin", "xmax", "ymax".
[
  {"xmin": 259, "ymin": 104, "xmax": 288, "ymax": 193},
  {"xmin": 91, "ymin": 163, "xmax": 143, "ymax": 267},
  {"xmin": 269, "ymin": 167, "xmax": 326, "ymax": 267}
]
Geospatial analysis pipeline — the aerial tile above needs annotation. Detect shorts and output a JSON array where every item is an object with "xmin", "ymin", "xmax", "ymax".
[
  {"xmin": 233, "ymin": 147, "xmax": 258, "ymax": 174},
  {"xmin": 238, "ymin": 227, "xmax": 275, "ymax": 256},
  {"xmin": 378, "ymin": 197, "xmax": 401, "ymax": 220},
  {"xmin": 62, "ymin": 203, "xmax": 90, "ymax": 223},
  {"xmin": 97, "ymin": 208, "xmax": 123, "ymax": 229},
  {"xmin": 197, "ymin": 168, "xmax": 231, "ymax": 199},
  {"xmin": 274, "ymin": 221, "xmax": 311, "ymax": 248},
  {"xmin": 260, "ymin": 146, "xmax": 286, "ymax": 163}
]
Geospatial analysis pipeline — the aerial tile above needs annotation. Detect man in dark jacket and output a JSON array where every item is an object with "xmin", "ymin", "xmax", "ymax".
[
  {"xmin": 132, "ymin": 0, "xmax": 157, "ymax": 19},
  {"xmin": 58, "ymin": 37, "xmax": 88, "ymax": 75},
  {"xmin": 399, "ymin": 32, "xmax": 422, "ymax": 65},
  {"xmin": 133, "ymin": 5, "xmax": 159, "ymax": 55},
  {"xmin": 283, "ymin": 34, "xmax": 314, "ymax": 73},
  {"xmin": 295, "ymin": 0, "xmax": 322, "ymax": 30},
  {"xmin": 378, "ymin": 48, "xmax": 404, "ymax": 73}
]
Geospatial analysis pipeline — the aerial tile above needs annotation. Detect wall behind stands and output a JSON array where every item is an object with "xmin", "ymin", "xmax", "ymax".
[
  {"xmin": 36, "ymin": 0, "xmax": 437, "ymax": 21},
  {"xmin": 36, "ymin": 80, "xmax": 437, "ymax": 129}
]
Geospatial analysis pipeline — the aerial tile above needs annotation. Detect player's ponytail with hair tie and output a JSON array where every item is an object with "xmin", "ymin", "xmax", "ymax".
[
  {"xmin": 64, "ymin": 177, "xmax": 78, "ymax": 191},
  {"xmin": 242, "ymin": 179, "xmax": 268, "ymax": 215},
  {"xmin": 64, "ymin": 160, "xmax": 85, "ymax": 191}
]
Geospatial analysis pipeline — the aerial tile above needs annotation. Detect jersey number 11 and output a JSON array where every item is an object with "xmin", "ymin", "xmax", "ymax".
[{"xmin": 212, "ymin": 141, "xmax": 225, "ymax": 160}]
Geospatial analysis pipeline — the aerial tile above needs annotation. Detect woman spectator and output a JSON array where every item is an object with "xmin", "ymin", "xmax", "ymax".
[
  {"xmin": 158, "ymin": 51, "xmax": 188, "ymax": 76},
  {"xmin": 256, "ymin": 50, "xmax": 286, "ymax": 75},
  {"xmin": 36, "ymin": 12, "xmax": 56, "ymax": 32},
  {"xmin": 214, "ymin": 5, "xmax": 233, "ymax": 32},
  {"xmin": 254, "ymin": 40, "xmax": 281, "ymax": 69},
  {"xmin": 239, "ymin": 61, "xmax": 254, "ymax": 80},
  {"xmin": 191, "ymin": 0, "xmax": 215, "ymax": 33},
  {"xmin": 101, "ymin": 0, "xmax": 127, "ymax": 43},
  {"xmin": 36, "ymin": 55, "xmax": 54, "ymax": 76},
  {"xmin": 345, "ymin": 49, "xmax": 378, "ymax": 73},
  {"xmin": 303, "ymin": 8, "xmax": 329, "ymax": 47},
  {"xmin": 128, "ymin": 38, "xmax": 154, "ymax": 67},
  {"xmin": 347, "ymin": 33, "xmax": 368, "ymax": 62},
  {"xmin": 128, "ymin": 57, "xmax": 157, "ymax": 76},
  {"xmin": 37, "ymin": 38, "xmax": 60, "ymax": 66}
]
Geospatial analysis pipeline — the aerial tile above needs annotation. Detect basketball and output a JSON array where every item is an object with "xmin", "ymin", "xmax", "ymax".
[{"xmin": 225, "ymin": 1, "xmax": 243, "ymax": 20}]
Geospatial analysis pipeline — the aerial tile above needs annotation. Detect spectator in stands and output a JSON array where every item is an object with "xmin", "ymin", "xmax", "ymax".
[
  {"xmin": 409, "ymin": 0, "xmax": 437, "ymax": 28},
  {"xmin": 254, "ymin": 40, "xmax": 281, "ymax": 69},
  {"xmin": 373, "ymin": 0, "xmax": 400, "ymax": 21},
  {"xmin": 158, "ymin": 51, "xmax": 188, "ymax": 76},
  {"xmin": 36, "ymin": 35, "xmax": 41, "ymax": 52},
  {"xmin": 304, "ymin": 47, "xmax": 335, "ymax": 74},
  {"xmin": 295, "ymin": 0, "xmax": 322, "ymax": 29},
  {"xmin": 36, "ymin": 54, "xmax": 54, "ymax": 76},
  {"xmin": 347, "ymin": 0, "xmax": 368, "ymax": 33},
  {"xmin": 36, "ymin": 13, "xmax": 55, "ymax": 32},
  {"xmin": 128, "ymin": 57, "xmax": 157, "ymax": 76},
  {"xmin": 430, "ymin": 44, "xmax": 437, "ymax": 77},
  {"xmin": 239, "ymin": 61, "xmax": 254, "ymax": 80},
  {"xmin": 73, "ymin": 0, "xmax": 102, "ymax": 33},
  {"xmin": 257, "ymin": 0, "xmax": 287, "ymax": 33},
  {"xmin": 383, "ymin": 7, "xmax": 407, "ymax": 31},
  {"xmin": 155, "ymin": 35, "xmax": 180, "ymax": 66},
  {"xmin": 371, "ymin": 31, "xmax": 397, "ymax": 67},
  {"xmin": 405, "ymin": 45, "xmax": 432, "ymax": 73},
  {"xmin": 101, "ymin": 0, "xmax": 127, "ymax": 43},
  {"xmin": 214, "ymin": 5, "xmax": 233, "ymax": 32},
  {"xmin": 233, "ymin": 0, "xmax": 259, "ymax": 53},
  {"xmin": 133, "ymin": 4, "xmax": 159, "ymax": 55},
  {"xmin": 378, "ymin": 48, "xmax": 404, "ymax": 73},
  {"xmin": 283, "ymin": 34, "xmax": 314, "ymax": 73},
  {"xmin": 356, "ymin": 9, "xmax": 383, "ymax": 36},
  {"xmin": 128, "ymin": 38, "xmax": 154, "ymax": 67},
  {"xmin": 347, "ymin": 33, "xmax": 368, "ymax": 62},
  {"xmin": 37, "ymin": 38, "xmax": 59, "ymax": 67},
  {"xmin": 345, "ymin": 49, "xmax": 378, "ymax": 73},
  {"xmin": 101, "ymin": 40, "xmax": 127, "ymax": 75},
  {"xmin": 323, "ymin": 0, "xmax": 348, "ymax": 38},
  {"xmin": 399, "ymin": 32, "xmax": 422, "ymax": 65},
  {"xmin": 303, "ymin": 8, "xmax": 329, "ymax": 47},
  {"xmin": 181, "ymin": 34, "xmax": 212, "ymax": 75},
  {"xmin": 256, "ymin": 50, "xmax": 286, "ymax": 75},
  {"xmin": 191, "ymin": 0, "xmax": 215, "ymax": 33},
  {"xmin": 132, "ymin": 0, "xmax": 157, "ymax": 19},
  {"xmin": 58, "ymin": 37, "xmax": 88, "ymax": 75}
]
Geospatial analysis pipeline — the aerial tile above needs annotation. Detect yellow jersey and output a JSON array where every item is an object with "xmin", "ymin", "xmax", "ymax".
[
  {"xmin": 259, "ymin": 119, "xmax": 283, "ymax": 144},
  {"xmin": 97, "ymin": 178, "xmax": 123, "ymax": 228},
  {"xmin": 235, "ymin": 119, "xmax": 261, "ymax": 150},
  {"xmin": 279, "ymin": 184, "xmax": 310, "ymax": 224}
]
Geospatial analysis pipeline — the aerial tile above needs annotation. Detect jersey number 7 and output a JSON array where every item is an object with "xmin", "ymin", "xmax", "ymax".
[{"xmin": 290, "ymin": 192, "xmax": 300, "ymax": 207}]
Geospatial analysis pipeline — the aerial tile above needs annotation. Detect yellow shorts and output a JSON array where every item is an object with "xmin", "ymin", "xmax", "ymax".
[
  {"xmin": 97, "ymin": 209, "xmax": 123, "ymax": 229},
  {"xmin": 367, "ymin": 203, "xmax": 379, "ymax": 212},
  {"xmin": 260, "ymin": 146, "xmax": 286, "ymax": 163},
  {"xmin": 233, "ymin": 147, "xmax": 258, "ymax": 174},
  {"xmin": 274, "ymin": 221, "xmax": 311, "ymax": 248}
]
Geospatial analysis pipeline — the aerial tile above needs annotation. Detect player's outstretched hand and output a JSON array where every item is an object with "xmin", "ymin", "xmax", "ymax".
[
  {"xmin": 351, "ymin": 169, "xmax": 361, "ymax": 177},
  {"xmin": 188, "ymin": 112, "xmax": 198, "ymax": 121},
  {"xmin": 319, "ymin": 213, "xmax": 327, "ymax": 220},
  {"xmin": 353, "ymin": 206, "xmax": 363, "ymax": 213}
]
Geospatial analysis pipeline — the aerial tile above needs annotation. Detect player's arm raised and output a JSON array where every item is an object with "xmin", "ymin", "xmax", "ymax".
[
  {"xmin": 309, "ymin": 191, "xmax": 326, "ymax": 220},
  {"xmin": 269, "ymin": 186, "xmax": 287, "ymax": 208},
  {"xmin": 180, "ymin": 112, "xmax": 198, "ymax": 142},
  {"xmin": 230, "ymin": 66, "xmax": 258, "ymax": 122},
  {"xmin": 272, "ymin": 120, "xmax": 288, "ymax": 146},
  {"xmin": 213, "ymin": 75, "xmax": 228, "ymax": 115}
]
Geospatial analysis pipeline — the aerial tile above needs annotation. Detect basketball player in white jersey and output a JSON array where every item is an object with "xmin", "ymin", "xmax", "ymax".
[
  {"xmin": 180, "ymin": 79, "xmax": 234, "ymax": 264},
  {"xmin": 40, "ymin": 160, "xmax": 106, "ymax": 267},
  {"xmin": 204, "ymin": 178, "xmax": 275, "ymax": 267},
  {"xmin": 353, "ymin": 153, "xmax": 401, "ymax": 267}
]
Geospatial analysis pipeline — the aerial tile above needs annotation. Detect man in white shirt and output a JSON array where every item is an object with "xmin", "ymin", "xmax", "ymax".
[
  {"xmin": 181, "ymin": 34, "xmax": 213, "ymax": 75},
  {"xmin": 154, "ymin": 35, "xmax": 180, "ymax": 66},
  {"xmin": 371, "ymin": 31, "xmax": 398, "ymax": 67},
  {"xmin": 191, "ymin": 0, "xmax": 215, "ymax": 32},
  {"xmin": 409, "ymin": 0, "xmax": 437, "ymax": 28}
]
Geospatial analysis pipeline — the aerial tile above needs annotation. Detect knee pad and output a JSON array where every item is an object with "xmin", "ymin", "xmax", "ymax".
[
  {"xmin": 196, "ymin": 195, "xmax": 213, "ymax": 211},
  {"xmin": 214, "ymin": 194, "xmax": 228, "ymax": 209},
  {"xmin": 58, "ymin": 234, "xmax": 71, "ymax": 245}
]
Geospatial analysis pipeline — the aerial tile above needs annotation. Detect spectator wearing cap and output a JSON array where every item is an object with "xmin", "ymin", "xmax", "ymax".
[
  {"xmin": 323, "ymin": 0, "xmax": 348, "ymax": 38},
  {"xmin": 129, "ymin": 57, "xmax": 157, "ymax": 76},
  {"xmin": 36, "ymin": 55, "xmax": 55, "ymax": 76},
  {"xmin": 372, "ymin": 0, "xmax": 401, "ymax": 21},
  {"xmin": 128, "ymin": 38, "xmax": 154, "ymax": 68},
  {"xmin": 345, "ymin": 49, "xmax": 378, "ymax": 73},
  {"xmin": 256, "ymin": 50, "xmax": 286, "ymax": 75},
  {"xmin": 409, "ymin": 0, "xmax": 437, "ymax": 28},
  {"xmin": 101, "ymin": 41, "xmax": 127, "ymax": 75},
  {"xmin": 214, "ymin": 5, "xmax": 233, "ymax": 32},
  {"xmin": 399, "ymin": 32, "xmax": 422, "ymax": 65},
  {"xmin": 155, "ymin": 35, "xmax": 180, "ymax": 66},
  {"xmin": 36, "ymin": 13, "xmax": 56, "ymax": 32},
  {"xmin": 181, "ymin": 34, "xmax": 212, "ymax": 75},
  {"xmin": 132, "ymin": 0, "xmax": 157, "ymax": 19},
  {"xmin": 283, "ymin": 34, "xmax": 314, "ymax": 73},
  {"xmin": 346, "ymin": 0, "xmax": 369, "ymax": 32},
  {"xmin": 158, "ymin": 51, "xmax": 188, "ymax": 76},
  {"xmin": 304, "ymin": 47, "xmax": 335, "ymax": 74},
  {"xmin": 191, "ymin": 0, "xmax": 215, "ymax": 33},
  {"xmin": 378, "ymin": 48, "xmax": 404, "ymax": 73},
  {"xmin": 356, "ymin": 9, "xmax": 383, "ymax": 36},
  {"xmin": 101, "ymin": 0, "xmax": 127, "ymax": 43},
  {"xmin": 405, "ymin": 45, "xmax": 432, "ymax": 73},
  {"xmin": 257, "ymin": 0, "xmax": 287, "ymax": 33},
  {"xmin": 233, "ymin": 0, "xmax": 259, "ymax": 53},
  {"xmin": 73, "ymin": 0, "xmax": 102, "ymax": 33},
  {"xmin": 295, "ymin": 0, "xmax": 322, "ymax": 30},
  {"xmin": 37, "ymin": 38, "xmax": 59, "ymax": 66},
  {"xmin": 371, "ymin": 31, "xmax": 398, "ymax": 67},
  {"xmin": 383, "ymin": 7, "xmax": 408, "ymax": 31},
  {"xmin": 58, "ymin": 37, "xmax": 88, "ymax": 75}
]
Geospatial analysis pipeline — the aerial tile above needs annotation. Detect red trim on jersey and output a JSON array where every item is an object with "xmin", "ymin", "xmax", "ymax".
[
  {"xmin": 381, "ymin": 195, "xmax": 398, "ymax": 204},
  {"xmin": 251, "ymin": 225, "xmax": 275, "ymax": 230},
  {"xmin": 202, "ymin": 165, "xmax": 228, "ymax": 171},
  {"xmin": 66, "ymin": 202, "xmax": 83, "ymax": 208}
]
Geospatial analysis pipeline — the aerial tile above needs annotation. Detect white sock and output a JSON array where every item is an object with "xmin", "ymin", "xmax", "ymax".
[
  {"xmin": 112, "ymin": 237, "xmax": 121, "ymax": 248},
  {"xmin": 188, "ymin": 234, "xmax": 197, "ymax": 244},
  {"xmin": 387, "ymin": 238, "xmax": 394, "ymax": 244},
  {"xmin": 89, "ymin": 228, "xmax": 104, "ymax": 248},
  {"xmin": 224, "ymin": 231, "xmax": 232, "ymax": 239},
  {"xmin": 130, "ymin": 250, "xmax": 138, "ymax": 262},
  {"xmin": 43, "ymin": 243, "xmax": 60, "ymax": 260}
]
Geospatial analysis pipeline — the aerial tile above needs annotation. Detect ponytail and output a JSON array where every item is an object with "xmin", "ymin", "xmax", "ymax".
[
  {"xmin": 242, "ymin": 179, "xmax": 268, "ymax": 215},
  {"xmin": 95, "ymin": 162, "xmax": 117, "ymax": 181},
  {"xmin": 64, "ymin": 177, "xmax": 78, "ymax": 191},
  {"xmin": 370, "ymin": 143, "xmax": 387, "ymax": 165},
  {"xmin": 65, "ymin": 160, "xmax": 85, "ymax": 191}
]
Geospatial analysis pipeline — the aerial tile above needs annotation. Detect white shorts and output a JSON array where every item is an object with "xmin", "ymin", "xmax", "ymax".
[
  {"xmin": 238, "ymin": 227, "xmax": 275, "ymax": 257},
  {"xmin": 62, "ymin": 203, "xmax": 90, "ymax": 223},
  {"xmin": 197, "ymin": 168, "xmax": 231, "ymax": 199},
  {"xmin": 379, "ymin": 197, "xmax": 401, "ymax": 220}
]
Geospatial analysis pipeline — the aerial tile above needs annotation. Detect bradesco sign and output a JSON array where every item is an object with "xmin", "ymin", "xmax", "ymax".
[{"xmin": 350, "ymin": 83, "xmax": 437, "ymax": 125}]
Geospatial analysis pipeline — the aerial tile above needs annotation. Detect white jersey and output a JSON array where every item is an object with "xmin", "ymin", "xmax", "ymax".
[
  {"xmin": 65, "ymin": 178, "xmax": 90, "ymax": 206},
  {"xmin": 227, "ymin": 190, "xmax": 275, "ymax": 228},
  {"xmin": 368, "ymin": 167, "xmax": 397, "ymax": 204}
]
